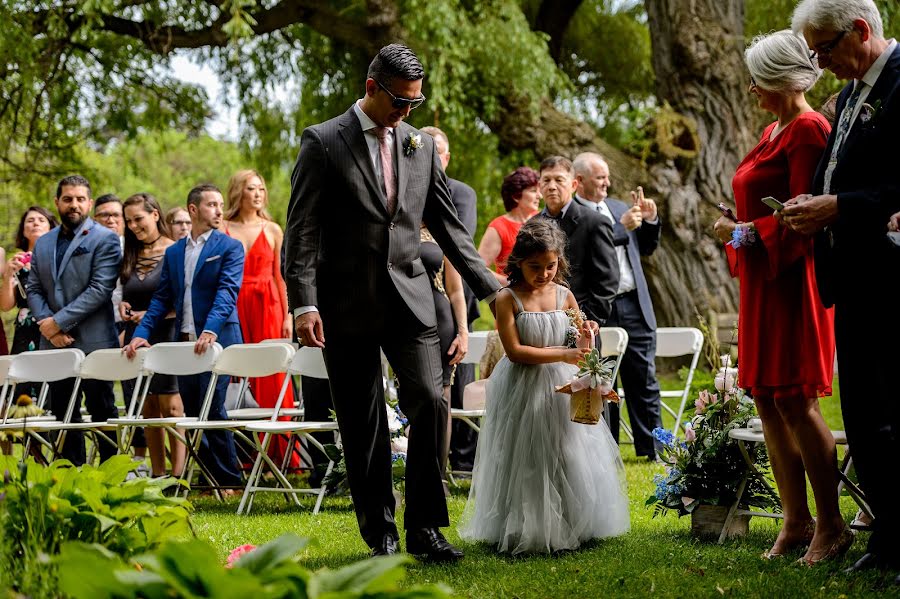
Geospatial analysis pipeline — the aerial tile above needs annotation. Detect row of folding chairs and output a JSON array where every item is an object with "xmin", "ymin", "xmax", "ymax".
[{"xmin": 0, "ymin": 342, "xmax": 338, "ymax": 515}]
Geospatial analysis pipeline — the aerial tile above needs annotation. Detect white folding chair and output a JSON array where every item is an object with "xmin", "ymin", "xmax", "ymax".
[
  {"xmin": 656, "ymin": 327, "xmax": 704, "ymax": 435},
  {"xmin": 0, "ymin": 355, "xmax": 16, "ymax": 418},
  {"xmin": 179, "ymin": 342, "xmax": 296, "ymax": 494},
  {"xmin": 238, "ymin": 346, "xmax": 339, "ymax": 515},
  {"xmin": 108, "ymin": 342, "xmax": 221, "ymax": 485},
  {"xmin": 450, "ymin": 330, "xmax": 493, "ymax": 433},
  {"xmin": 225, "ymin": 338, "xmax": 304, "ymax": 420},
  {"xmin": 0, "ymin": 349, "xmax": 85, "ymax": 460}
]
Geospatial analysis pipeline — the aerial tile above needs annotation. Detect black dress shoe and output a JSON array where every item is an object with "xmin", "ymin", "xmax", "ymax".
[
  {"xmin": 844, "ymin": 552, "xmax": 881, "ymax": 574},
  {"xmin": 371, "ymin": 534, "xmax": 399, "ymax": 557},
  {"xmin": 406, "ymin": 528, "xmax": 464, "ymax": 562}
]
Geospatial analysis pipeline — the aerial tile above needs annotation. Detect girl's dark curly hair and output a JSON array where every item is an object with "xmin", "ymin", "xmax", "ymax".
[{"xmin": 504, "ymin": 218, "xmax": 570, "ymax": 286}]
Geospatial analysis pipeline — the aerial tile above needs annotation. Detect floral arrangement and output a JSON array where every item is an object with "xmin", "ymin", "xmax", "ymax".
[
  {"xmin": 564, "ymin": 308, "xmax": 586, "ymax": 347},
  {"xmin": 403, "ymin": 132, "xmax": 423, "ymax": 156},
  {"xmin": 646, "ymin": 380, "xmax": 779, "ymax": 518}
]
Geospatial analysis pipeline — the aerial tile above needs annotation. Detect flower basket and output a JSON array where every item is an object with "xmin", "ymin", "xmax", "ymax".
[
  {"xmin": 556, "ymin": 345, "xmax": 618, "ymax": 426},
  {"xmin": 568, "ymin": 385, "xmax": 605, "ymax": 425},
  {"xmin": 690, "ymin": 504, "xmax": 749, "ymax": 540}
]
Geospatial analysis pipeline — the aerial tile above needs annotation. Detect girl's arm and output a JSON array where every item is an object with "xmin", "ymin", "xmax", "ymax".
[
  {"xmin": 496, "ymin": 288, "xmax": 589, "ymax": 365},
  {"xmin": 443, "ymin": 259, "xmax": 468, "ymax": 366},
  {"xmin": 271, "ymin": 223, "xmax": 292, "ymax": 339}
]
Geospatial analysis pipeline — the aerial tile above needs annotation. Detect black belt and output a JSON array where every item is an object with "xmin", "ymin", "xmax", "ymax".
[{"xmin": 615, "ymin": 289, "xmax": 638, "ymax": 301}]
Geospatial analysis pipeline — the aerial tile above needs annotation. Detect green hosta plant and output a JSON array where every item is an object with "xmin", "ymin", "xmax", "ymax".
[
  {"xmin": 56, "ymin": 533, "xmax": 453, "ymax": 599},
  {"xmin": 0, "ymin": 455, "xmax": 192, "ymax": 596}
]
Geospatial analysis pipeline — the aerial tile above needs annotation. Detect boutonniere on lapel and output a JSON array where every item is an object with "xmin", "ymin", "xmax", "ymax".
[
  {"xmin": 859, "ymin": 99, "xmax": 882, "ymax": 128},
  {"xmin": 403, "ymin": 132, "xmax": 423, "ymax": 156}
]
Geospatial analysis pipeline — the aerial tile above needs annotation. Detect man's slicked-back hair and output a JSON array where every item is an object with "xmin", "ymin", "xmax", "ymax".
[
  {"xmin": 56, "ymin": 175, "xmax": 92, "ymax": 199},
  {"xmin": 539, "ymin": 156, "xmax": 574, "ymax": 177},
  {"xmin": 187, "ymin": 183, "xmax": 221, "ymax": 208},
  {"xmin": 367, "ymin": 43, "xmax": 425, "ymax": 86}
]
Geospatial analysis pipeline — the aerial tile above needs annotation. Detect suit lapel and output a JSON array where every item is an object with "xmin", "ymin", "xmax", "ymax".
[
  {"xmin": 172, "ymin": 237, "xmax": 186, "ymax": 294},
  {"xmin": 56, "ymin": 218, "xmax": 92, "ymax": 277},
  {"xmin": 841, "ymin": 47, "xmax": 900, "ymax": 158},
  {"xmin": 395, "ymin": 122, "xmax": 410, "ymax": 214},
  {"xmin": 338, "ymin": 108, "xmax": 390, "ymax": 215},
  {"xmin": 193, "ymin": 231, "xmax": 219, "ymax": 282},
  {"xmin": 561, "ymin": 200, "xmax": 579, "ymax": 236}
]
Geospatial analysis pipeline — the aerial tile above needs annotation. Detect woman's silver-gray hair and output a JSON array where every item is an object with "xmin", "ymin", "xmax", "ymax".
[
  {"xmin": 745, "ymin": 30, "xmax": 821, "ymax": 93},
  {"xmin": 792, "ymin": 0, "xmax": 884, "ymax": 39}
]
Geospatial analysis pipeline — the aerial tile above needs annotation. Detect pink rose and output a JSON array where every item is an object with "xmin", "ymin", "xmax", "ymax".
[
  {"xmin": 684, "ymin": 425, "xmax": 696, "ymax": 442},
  {"xmin": 226, "ymin": 544, "xmax": 257, "ymax": 568}
]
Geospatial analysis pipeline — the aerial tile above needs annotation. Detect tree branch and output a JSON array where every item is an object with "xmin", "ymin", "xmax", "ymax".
[{"xmin": 532, "ymin": 0, "xmax": 585, "ymax": 62}]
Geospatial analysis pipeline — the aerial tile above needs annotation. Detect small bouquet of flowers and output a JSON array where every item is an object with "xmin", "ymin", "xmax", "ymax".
[{"xmin": 564, "ymin": 308, "xmax": 586, "ymax": 348}]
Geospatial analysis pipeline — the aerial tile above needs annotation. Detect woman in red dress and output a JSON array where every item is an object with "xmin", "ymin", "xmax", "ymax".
[
  {"xmin": 225, "ymin": 169, "xmax": 298, "ymax": 468},
  {"xmin": 478, "ymin": 167, "xmax": 540, "ymax": 286},
  {"xmin": 713, "ymin": 31, "xmax": 850, "ymax": 565}
]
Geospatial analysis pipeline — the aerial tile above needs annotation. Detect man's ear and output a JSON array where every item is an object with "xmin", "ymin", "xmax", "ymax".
[
  {"xmin": 365, "ymin": 78, "xmax": 378, "ymax": 97},
  {"xmin": 854, "ymin": 18, "xmax": 871, "ymax": 42}
]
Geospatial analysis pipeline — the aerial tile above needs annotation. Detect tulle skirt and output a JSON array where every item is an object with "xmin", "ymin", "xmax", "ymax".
[{"xmin": 458, "ymin": 357, "xmax": 630, "ymax": 554}]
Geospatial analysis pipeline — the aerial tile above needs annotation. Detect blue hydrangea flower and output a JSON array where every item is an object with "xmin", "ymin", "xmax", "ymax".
[{"xmin": 652, "ymin": 427, "xmax": 675, "ymax": 447}]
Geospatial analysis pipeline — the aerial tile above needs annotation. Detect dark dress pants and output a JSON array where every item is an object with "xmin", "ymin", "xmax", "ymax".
[
  {"xmin": 299, "ymin": 375, "xmax": 335, "ymax": 487},
  {"xmin": 605, "ymin": 291, "xmax": 663, "ymax": 458},
  {"xmin": 835, "ymin": 294, "xmax": 900, "ymax": 563},
  {"xmin": 449, "ymin": 361, "xmax": 478, "ymax": 471},
  {"xmin": 321, "ymin": 296, "xmax": 448, "ymax": 549},
  {"xmin": 49, "ymin": 377, "xmax": 118, "ymax": 465},
  {"xmin": 177, "ymin": 371, "xmax": 241, "ymax": 487}
]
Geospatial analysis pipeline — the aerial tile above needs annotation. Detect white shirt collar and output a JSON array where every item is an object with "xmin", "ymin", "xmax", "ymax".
[
  {"xmin": 354, "ymin": 100, "xmax": 387, "ymax": 134},
  {"xmin": 187, "ymin": 228, "xmax": 213, "ymax": 247},
  {"xmin": 859, "ymin": 39, "xmax": 897, "ymax": 89}
]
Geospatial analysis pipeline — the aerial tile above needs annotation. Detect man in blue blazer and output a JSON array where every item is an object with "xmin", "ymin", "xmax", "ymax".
[
  {"xmin": 574, "ymin": 153, "xmax": 663, "ymax": 461},
  {"xmin": 786, "ymin": 0, "xmax": 900, "ymax": 575},
  {"xmin": 125, "ymin": 183, "xmax": 243, "ymax": 488},
  {"xmin": 26, "ymin": 174, "xmax": 122, "ymax": 464}
]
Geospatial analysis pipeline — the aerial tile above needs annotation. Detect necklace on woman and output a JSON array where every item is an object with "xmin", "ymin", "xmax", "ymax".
[{"xmin": 142, "ymin": 234, "xmax": 162, "ymax": 247}]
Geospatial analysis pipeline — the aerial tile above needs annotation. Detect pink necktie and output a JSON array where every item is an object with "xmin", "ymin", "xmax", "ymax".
[{"xmin": 374, "ymin": 127, "xmax": 397, "ymax": 215}]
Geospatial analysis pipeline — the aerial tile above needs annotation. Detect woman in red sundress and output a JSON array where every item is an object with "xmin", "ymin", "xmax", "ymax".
[
  {"xmin": 224, "ymin": 169, "xmax": 298, "ymax": 468},
  {"xmin": 712, "ymin": 31, "xmax": 847, "ymax": 566}
]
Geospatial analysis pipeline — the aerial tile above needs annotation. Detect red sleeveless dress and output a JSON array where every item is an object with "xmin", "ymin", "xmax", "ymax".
[{"xmin": 231, "ymin": 222, "xmax": 300, "ymax": 469}]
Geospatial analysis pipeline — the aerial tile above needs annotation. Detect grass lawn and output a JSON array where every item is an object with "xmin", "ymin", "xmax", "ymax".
[{"xmin": 187, "ymin": 377, "xmax": 897, "ymax": 598}]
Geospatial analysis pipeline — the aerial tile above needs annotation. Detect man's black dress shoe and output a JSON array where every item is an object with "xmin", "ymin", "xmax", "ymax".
[
  {"xmin": 844, "ymin": 552, "xmax": 881, "ymax": 574},
  {"xmin": 371, "ymin": 534, "xmax": 399, "ymax": 557},
  {"xmin": 406, "ymin": 528, "xmax": 464, "ymax": 562}
]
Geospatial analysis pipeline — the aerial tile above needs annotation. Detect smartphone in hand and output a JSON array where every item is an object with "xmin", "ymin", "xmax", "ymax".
[
  {"xmin": 761, "ymin": 196, "xmax": 785, "ymax": 211},
  {"xmin": 717, "ymin": 203, "xmax": 737, "ymax": 221}
]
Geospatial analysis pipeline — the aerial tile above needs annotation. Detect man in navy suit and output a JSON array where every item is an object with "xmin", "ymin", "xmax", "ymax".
[
  {"xmin": 27, "ymin": 174, "xmax": 122, "ymax": 464},
  {"xmin": 574, "ymin": 152, "xmax": 663, "ymax": 461},
  {"xmin": 125, "ymin": 183, "xmax": 243, "ymax": 488},
  {"xmin": 786, "ymin": 0, "xmax": 900, "ymax": 576}
]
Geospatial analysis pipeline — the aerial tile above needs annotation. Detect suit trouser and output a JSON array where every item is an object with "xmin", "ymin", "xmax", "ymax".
[
  {"xmin": 449, "ymin": 361, "xmax": 477, "ymax": 471},
  {"xmin": 322, "ymin": 302, "xmax": 448, "ymax": 548},
  {"xmin": 835, "ymin": 299, "xmax": 900, "ymax": 562},
  {"xmin": 177, "ymin": 372, "xmax": 241, "ymax": 487},
  {"xmin": 300, "ymin": 375, "xmax": 335, "ymax": 486},
  {"xmin": 605, "ymin": 290, "xmax": 662, "ymax": 458},
  {"xmin": 49, "ymin": 377, "xmax": 118, "ymax": 465}
]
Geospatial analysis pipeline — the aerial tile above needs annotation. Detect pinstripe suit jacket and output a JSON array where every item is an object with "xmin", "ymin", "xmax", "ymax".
[{"xmin": 285, "ymin": 106, "xmax": 500, "ymax": 331}]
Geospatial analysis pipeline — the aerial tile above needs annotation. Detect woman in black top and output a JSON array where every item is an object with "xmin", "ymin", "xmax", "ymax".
[{"xmin": 120, "ymin": 193, "xmax": 185, "ymax": 478}]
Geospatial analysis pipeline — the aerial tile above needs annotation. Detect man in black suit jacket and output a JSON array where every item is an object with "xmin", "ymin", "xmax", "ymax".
[
  {"xmin": 574, "ymin": 152, "xmax": 663, "ymax": 460},
  {"xmin": 421, "ymin": 126, "xmax": 480, "ymax": 473},
  {"xmin": 538, "ymin": 156, "xmax": 619, "ymax": 327},
  {"xmin": 786, "ymin": 1, "xmax": 900, "ymax": 574},
  {"xmin": 285, "ymin": 45, "xmax": 500, "ymax": 561}
]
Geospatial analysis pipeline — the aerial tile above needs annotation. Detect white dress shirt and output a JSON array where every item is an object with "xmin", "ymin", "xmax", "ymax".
[
  {"xmin": 182, "ymin": 229, "xmax": 214, "ymax": 338},
  {"xmin": 577, "ymin": 195, "xmax": 637, "ymax": 295},
  {"xmin": 824, "ymin": 39, "xmax": 897, "ymax": 194}
]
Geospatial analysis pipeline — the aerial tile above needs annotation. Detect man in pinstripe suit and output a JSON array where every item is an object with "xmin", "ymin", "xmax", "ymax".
[{"xmin": 285, "ymin": 44, "xmax": 500, "ymax": 561}]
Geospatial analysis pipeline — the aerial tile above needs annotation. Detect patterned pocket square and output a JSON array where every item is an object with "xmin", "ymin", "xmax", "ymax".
[
  {"xmin": 204, "ymin": 255, "xmax": 222, "ymax": 262},
  {"xmin": 72, "ymin": 246, "xmax": 90, "ymax": 257}
]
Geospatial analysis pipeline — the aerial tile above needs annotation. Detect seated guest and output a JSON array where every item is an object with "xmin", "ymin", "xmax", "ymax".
[
  {"xmin": 124, "ymin": 184, "xmax": 243, "ymax": 490},
  {"xmin": 0, "ymin": 206, "xmax": 57, "ymax": 399},
  {"xmin": 26, "ymin": 175, "xmax": 122, "ymax": 464},
  {"xmin": 478, "ymin": 167, "xmax": 541, "ymax": 286},
  {"xmin": 711, "ymin": 30, "xmax": 845, "ymax": 564},
  {"xmin": 120, "ymin": 193, "xmax": 186, "ymax": 478},
  {"xmin": 166, "ymin": 206, "xmax": 192, "ymax": 240}
]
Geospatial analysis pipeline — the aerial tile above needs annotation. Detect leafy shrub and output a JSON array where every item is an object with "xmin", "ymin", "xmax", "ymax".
[
  {"xmin": 0, "ymin": 455, "xmax": 191, "ymax": 596},
  {"xmin": 56, "ymin": 533, "xmax": 452, "ymax": 599}
]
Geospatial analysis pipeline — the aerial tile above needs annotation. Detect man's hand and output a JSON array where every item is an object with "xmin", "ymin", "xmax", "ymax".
[
  {"xmin": 782, "ymin": 194, "xmax": 838, "ymax": 235},
  {"xmin": 123, "ymin": 337, "xmax": 150, "ymax": 359},
  {"xmin": 194, "ymin": 331, "xmax": 217, "ymax": 355},
  {"xmin": 585, "ymin": 320, "xmax": 601, "ymax": 338},
  {"xmin": 713, "ymin": 216, "xmax": 738, "ymax": 244},
  {"xmin": 38, "ymin": 317, "xmax": 62, "ymax": 340},
  {"xmin": 49, "ymin": 332, "xmax": 74, "ymax": 348},
  {"xmin": 631, "ymin": 186, "xmax": 658, "ymax": 222},
  {"xmin": 295, "ymin": 311, "xmax": 325, "ymax": 348},
  {"xmin": 620, "ymin": 205, "xmax": 643, "ymax": 231},
  {"xmin": 889, "ymin": 211, "xmax": 900, "ymax": 232}
]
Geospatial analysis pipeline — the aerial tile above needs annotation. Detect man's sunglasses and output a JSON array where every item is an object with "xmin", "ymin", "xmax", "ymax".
[{"xmin": 375, "ymin": 79, "xmax": 426, "ymax": 110}]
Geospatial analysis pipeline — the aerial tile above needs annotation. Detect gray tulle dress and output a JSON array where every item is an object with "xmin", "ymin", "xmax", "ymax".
[{"xmin": 458, "ymin": 284, "xmax": 630, "ymax": 554}]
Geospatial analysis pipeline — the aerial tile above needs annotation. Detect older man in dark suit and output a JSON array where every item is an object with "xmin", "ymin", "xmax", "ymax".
[
  {"xmin": 538, "ymin": 156, "xmax": 619, "ymax": 328},
  {"xmin": 573, "ymin": 152, "xmax": 663, "ymax": 461},
  {"xmin": 785, "ymin": 0, "xmax": 900, "ymax": 576},
  {"xmin": 285, "ymin": 44, "xmax": 500, "ymax": 561},
  {"xmin": 26, "ymin": 175, "xmax": 122, "ymax": 465}
]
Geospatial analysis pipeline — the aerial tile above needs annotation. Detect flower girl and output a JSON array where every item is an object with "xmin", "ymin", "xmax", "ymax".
[{"xmin": 458, "ymin": 218, "xmax": 630, "ymax": 554}]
